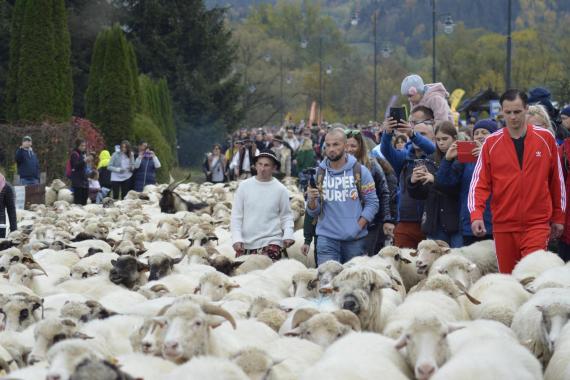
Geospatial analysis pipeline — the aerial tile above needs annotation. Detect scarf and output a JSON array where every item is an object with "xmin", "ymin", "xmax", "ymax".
[{"xmin": 98, "ymin": 150, "xmax": 111, "ymax": 169}]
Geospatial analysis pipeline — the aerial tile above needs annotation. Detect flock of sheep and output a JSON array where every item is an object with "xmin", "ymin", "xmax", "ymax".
[{"xmin": 0, "ymin": 177, "xmax": 569, "ymax": 380}]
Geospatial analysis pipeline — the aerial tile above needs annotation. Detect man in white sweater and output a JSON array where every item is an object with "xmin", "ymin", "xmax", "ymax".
[{"xmin": 231, "ymin": 150, "xmax": 295, "ymax": 261}]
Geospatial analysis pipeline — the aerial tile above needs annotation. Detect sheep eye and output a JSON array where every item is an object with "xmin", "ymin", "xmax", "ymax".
[
  {"xmin": 337, "ymin": 333, "xmax": 342, "ymax": 338},
  {"xmin": 195, "ymin": 321, "xmax": 202, "ymax": 327},
  {"xmin": 53, "ymin": 333, "xmax": 66, "ymax": 343},
  {"xmin": 305, "ymin": 331, "xmax": 311, "ymax": 336},
  {"xmin": 0, "ymin": 268, "xmax": 5, "ymax": 273},
  {"xmin": 218, "ymin": 285, "xmax": 223, "ymax": 289},
  {"xmin": 82, "ymin": 272, "xmax": 88, "ymax": 278},
  {"xmin": 333, "ymin": 287, "xmax": 339, "ymax": 292}
]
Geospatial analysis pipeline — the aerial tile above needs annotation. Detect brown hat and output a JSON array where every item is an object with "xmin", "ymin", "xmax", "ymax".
[{"xmin": 253, "ymin": 150, "xmax": 281, "ymax": 170}]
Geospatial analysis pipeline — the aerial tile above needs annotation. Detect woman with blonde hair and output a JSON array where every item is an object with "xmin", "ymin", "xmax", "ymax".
[{"xmin": 528, "ymin": 104, "xmax": 555, "ymax": 136}]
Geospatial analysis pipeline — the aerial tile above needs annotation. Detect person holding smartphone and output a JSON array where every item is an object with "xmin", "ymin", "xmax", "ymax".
[
  {"xmin": 379, "ymin": 105, "xmax": 436, "ymax": 248},
  {"xmin": 437, "ymin": 120, "xmax": 497, "ymax": 246},
  {"xmin": 133, "ymin": 141, "xmax": 161, "ymax": 192},
  {"xmin": 407, "ymin": 121, "xmax": 461, "ymax": 247},
  {"xmin": 108, "ymin": 140, "xmax": 135, "ymax": 200}
]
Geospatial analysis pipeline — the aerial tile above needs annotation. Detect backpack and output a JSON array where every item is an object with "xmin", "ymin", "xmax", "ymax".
[
  {"xmin": 312, "ymin": 162, "xmax": 363, "ymax": 224},
  {"xmin": 65, "ymin": 152, "xmax": 79, "ymax": 179}
]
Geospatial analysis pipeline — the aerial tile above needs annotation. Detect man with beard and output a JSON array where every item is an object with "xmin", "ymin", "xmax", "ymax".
[{"xmin": 306, "ymin": 128, "xmax": 379, "ymax": 264}]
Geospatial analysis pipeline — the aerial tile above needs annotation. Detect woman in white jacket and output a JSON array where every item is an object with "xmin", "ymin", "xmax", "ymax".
[{"xmin": 107, "ymin": 140, "xmax": 135, "ymax": 200}]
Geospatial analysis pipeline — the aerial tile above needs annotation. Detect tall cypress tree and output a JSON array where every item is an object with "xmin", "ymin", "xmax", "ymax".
[
  {"xmin": 52, "ymin": 0, "xmax": 73, "ymax": 118},
  {"xmin": 4, "ymin": 0, "xmax": 26, "ymax": 120},
  {"xmin": 86, "ymin": 25, "xmax": 136, "ymax": 146},
  {"xmin": 5, "ymin": 0, "xmax": 72, "ymax": 121},
  {"xmin": 139, "ymin": 74, "xmax": 175, "ymax": 150}
]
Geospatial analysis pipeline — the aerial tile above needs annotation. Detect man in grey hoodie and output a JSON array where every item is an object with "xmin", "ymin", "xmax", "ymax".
[{"xmin": 306, "ymin": 128, "xmax": 379, "ymax": 265}]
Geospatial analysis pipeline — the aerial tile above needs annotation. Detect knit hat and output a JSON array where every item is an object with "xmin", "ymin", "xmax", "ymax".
[
  {"xmin": 253, "ymin": 150, "xmax": 281, "ymax": 170},
  {"xmin": 561, "ymin": 106, "xmax": 570, "ymax": 118},
  {"xmin": 473, "ymin": 119, "xmax": 498, "ymax": 134},
  {"xmin": 401, "ymin": 74, "xmax": 426, "ymax": 96},
  {"xmin": 527, "ymin": 87, "xmax": 551, "ymax": 104}
]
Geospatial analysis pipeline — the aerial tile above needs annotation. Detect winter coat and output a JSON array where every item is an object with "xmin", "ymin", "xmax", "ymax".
[
  {"xmin": 436, "ymin": 159, "xmax": 493, "ymax": 237},
  {"xmin": 407, "ymin": 163, "xmax": 460, "ymax": 235},
  {"xmin": 134, "ymin": 154, "xmax": 161, "ymax": 192},
  {"xmin": 0, "ymin": 183, "xmax": 17, "ymax": 235},
  {"xmin": 15, "ymin": 148, "xmax": 40, "ymax": 181},
  {"xmin": 368, "ymin": 160, "xmax": 394, "ymax": 226},
  {"xmin": 70, "ymin": 149, "xmax": 88, "ymax": 189},
  {"xmin": 413, "ymin": 82, "xmax": 453, "ymax": 123}
]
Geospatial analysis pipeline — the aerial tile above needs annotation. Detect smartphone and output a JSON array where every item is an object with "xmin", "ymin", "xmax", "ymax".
[
  {"xmin": 457, "ymin": 141, "xmax": 478, "ymax": 163},
  {"xmin": 389, "ymin": 107, "xmax": 406, "ymax": 123},
  {"xmin": 413, "ymin": 159, "xmax": 427, "ymax": 169}
]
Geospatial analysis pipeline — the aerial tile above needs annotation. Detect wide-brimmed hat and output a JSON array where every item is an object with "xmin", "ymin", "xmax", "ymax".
[{"xmin": 253, "ymin": 150, "xmax": 281, "ymax": 170}]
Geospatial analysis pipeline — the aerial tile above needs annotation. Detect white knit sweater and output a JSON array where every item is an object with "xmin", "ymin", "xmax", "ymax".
[{"xmin": 231, "ymin": 177, "xmax": 295, "ymax": 249}]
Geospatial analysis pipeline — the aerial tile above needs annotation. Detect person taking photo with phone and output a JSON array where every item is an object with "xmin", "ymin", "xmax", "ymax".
[
  {"xmin": 437, "ymin": 119, "xmax": 496, "ymax": 246},
  {"xmin": 133, "ymin": 142, "xmax": 161, "ymax": 192},
  {"xmin": 407, "ymin": 121, "xmax": 462, "ymax": 247},
  {"xmin": 380, "ymin": 105, "xmax": 436, "ymax": 248},
  {"xmin": 108, "ymin": 140, "xmax": 135, "ymax": 200},
  {"xmin": 469, "ymin": 90, "xmax": 565, "ymax": 274}
]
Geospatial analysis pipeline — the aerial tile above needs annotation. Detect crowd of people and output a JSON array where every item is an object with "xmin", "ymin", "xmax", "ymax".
[{"xmin": 227, "ymin": 74, "xmax": 570, "ymax": 273}]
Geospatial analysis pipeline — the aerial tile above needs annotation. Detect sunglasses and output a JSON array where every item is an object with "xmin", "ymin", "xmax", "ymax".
[{"xmin": 344, "ymin": 129, "xmax": 361, "ymax": 137}]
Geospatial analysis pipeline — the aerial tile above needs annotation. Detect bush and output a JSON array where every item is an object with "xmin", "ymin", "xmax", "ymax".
[
  {"xmin": 72, "ymin": 117, "xmax": 106, "ymax": 153},
  {"xmin": 132, "ymin": 113, "xmax": 173, "ymax": 184}
]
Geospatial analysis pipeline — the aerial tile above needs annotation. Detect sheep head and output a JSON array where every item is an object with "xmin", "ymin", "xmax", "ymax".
[
  {"xmin": 147, "ymin": 253, "xmax": 184, "ymax": 281},
  {"xmin": 109, "ymin": 256, "xmax": 148, "ymax": 289},
  {"xmin": 317, "ymin": 260, "xmax": 344, "ymax": 294},
  {"xmin": 0, "ymin": 293, "xmax": 43, "ymax": 332},
  {"xmin": 416, "ymin": 240, "xmax": 451, "ymax": 275},
  {"xmin": 536, "ymin": 302, "xmax": 570, "ymax": 353},
  {"xmin": 289, "ymin": 269, "xmax": 319, "ymax": 298},
  {"xmin": 195, "ymin": 271, "xmax": 239, "ymax": 302}
]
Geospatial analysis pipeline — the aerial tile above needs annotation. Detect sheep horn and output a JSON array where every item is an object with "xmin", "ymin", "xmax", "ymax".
[
  {"xmin": 519, "ymin": 277, "xmax": 536, "ymax": 287},
  {"xmin": 434, "ymin": 240, "xmax": 450, "ymax": 248},
  {"xmin": 453, "ymin": 280, "xmax": 481, "ymax": 305},
  {"xmin": 156, "ymin": 303, "xmax": 174, "ymax": 316},
  {"xmin": 150, "ymin": 284, "xmax": 170, "ymax": 294},
  {"xmin": 22, "ymin": 256, "xmax": 48, "ymax": 277},
  {"xmin": 291, "ymin": 308, "xmax": 319, "ymax": 329},
  {"xmin": 331, "ymin": 310, "xmax": 362, "ymax": 331},
  {"xmin": 166, "ymin": 173, "xmax": 192, "ymax": 192},
  {"xmin": 202, "ymin": 304, "xmax": 237, "ymax": 329}
]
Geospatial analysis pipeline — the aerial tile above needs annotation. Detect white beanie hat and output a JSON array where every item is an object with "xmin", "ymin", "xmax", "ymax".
[{"xmin": 401, "ymin": 74, "xmax": 426, "ymax": 96}]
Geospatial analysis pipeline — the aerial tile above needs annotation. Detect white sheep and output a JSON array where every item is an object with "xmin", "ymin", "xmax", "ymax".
[
  {"xmin": 165, "ymin": 356, "xmax": 248, "ymax": 380},
  {"xmin": 461, "ymin": 273, "xmax": 530, "ymax": 326},
  {"xmin": 300, "ymin": 332, "xmax": 413, "ymax": 380},
  {"xmin": 428, "ymin": 253, "xmax": 481, "ymax": 289},
  {"xmin": 544, "ymin": 322, "xmax": 570, "ymax": 380},
  {"xmin": 378, "ymin": 245, "xmax": 425, "ymax": 291},
  {"xmin": 511, "ymin": 287, "xmax": 570, "ymax": 366},
  {"xmin": 526, "ymin": 264, "xmax": 570, "ymax": 293},
  {"xmin": 289, "ymin": 269, "xmax": 319, "ymax": 299},
  {"xmin": 512, "ymin": 249, "xmax": 565, "ymax": 284}
]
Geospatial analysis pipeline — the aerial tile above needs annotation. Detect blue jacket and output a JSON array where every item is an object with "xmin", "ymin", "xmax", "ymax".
[
  {"xmin": 380, "ymin": 132, "xmax": 436, "ymax": 222},
  {"xmin": 15, "ymin": 148, "xmax": 40, "ymax": 180},
  {"xmin": 436, "ymin": 159, "xmax": 493, "ymax": 237},
  {"xmin": 134, "ymin": 155, "xmax": 160, "ymax": 192},
  {"xmin": 307, "ymin": 154, "xmax": 379, "ymax": 241}
]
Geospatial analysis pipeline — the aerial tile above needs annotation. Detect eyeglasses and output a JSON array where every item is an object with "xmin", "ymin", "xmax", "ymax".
[
  {"xmin": 344, "ymin": 129, "xmax": 361, "ymax": 137},
  {"xmin": 409, "ymin": 119, "xmax": 434, "ymax": 126}
]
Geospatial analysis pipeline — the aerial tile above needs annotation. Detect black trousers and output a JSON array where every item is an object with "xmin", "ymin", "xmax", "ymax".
[
  {"xmin": 0, "ymin": 228, "xmax": 6, "ymax": 239},
  {"xmin": 557, "ymin": 241, "xmax": 570, "ymax": 263},
  {"xmin": 112, "ymin": 179, "xmax": 131, "ymax": 200},
  {"xmin": 463, "ymin": 234, "xmax": 494, "ymax": 246},
  {"xmin": 73, "ymin": 187, "xmax": 88, "ymax": 205}
]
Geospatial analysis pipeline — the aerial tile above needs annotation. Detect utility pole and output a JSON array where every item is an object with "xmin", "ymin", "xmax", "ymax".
[
  {"xmin": 279, "ymin": 58, "xmax": 284, "ymax": 124},
  {"xmin": 318, "ymin": 36, "xmax": 323, "ymax": 125},
  {"xmin": 506, "ymin": 0, "xmax": 512, "ymax": 90},
  {"xmin": 432, "ymin": 0, "xmax": 436, "ymax": 83},
  {"xmin": 373, "ymin": 11, "xmax": 378, "ymax": 121}
]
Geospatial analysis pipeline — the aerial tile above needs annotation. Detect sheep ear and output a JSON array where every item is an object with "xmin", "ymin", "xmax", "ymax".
[
  {"xmin": 520, "ymin": 277, "xmax": 536, "ymax": 286},
  {"xmin": 307, "ymin": 279, "xmax": 319, "ymax": 290},
  {"xmin": 409, "ymin": 249, "xmax": 418, "ymax": 257},
  {"xmin": 225, "ymin": 283, "xmax": 240, "ymax": 290},
  {"xmin": 137, "ymin": 262, "xmax": 149, "ymax": 272},
  {"xmin": 394, "ymin": 333, "xmax": 408, "ymax": 350},
  {"xmin": 434, "ymin": 240, "xmax": 450, "ymax": 249},
  {"xmin": 446, "ymin": 323, "xmax": 465, "ymax": 334},
  {"xmin": 152, "ymin": 317, "xmax": 168, "ymax": 328},
  {"xmin": 291, "ymin": 308, "xmax": 319, "ymax": 329},
  {"xmin": 535, "ymin": 305, "xmax": 545, "ymax": 313},
  {"xmin": 284, "ymin": 328, "xmax": 301, "ymax": 337}
]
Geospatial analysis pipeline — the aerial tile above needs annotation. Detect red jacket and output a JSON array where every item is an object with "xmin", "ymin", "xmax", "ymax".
[
  {"xmin": 559, "ymin": 138, "xmax": 570, "ymax": 243},
  {"xmin": 468, "ymin": 126, "xmax": 566, "ymax": 233}
]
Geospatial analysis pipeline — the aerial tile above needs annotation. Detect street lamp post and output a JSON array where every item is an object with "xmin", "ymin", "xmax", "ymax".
[
  {"xmin": 431, "ymin": 0, "xmax": 454, "ymax": 83},
  {"xmin": 319, "ymin": 36, "xmax": 323, "ymax": 125},
  {"xmin": 373, "ymin": 11, "xmax": 378, "ymax": 122}
]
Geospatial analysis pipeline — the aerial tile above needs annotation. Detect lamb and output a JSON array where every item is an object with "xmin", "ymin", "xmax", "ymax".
[
  {"xmin": 329, "ymin": 266, "xmax": 395, "ymax": 333},
  {"xmin": 27, "ymin": 318, "xmax": 89, "ymax": 365},
  {"xmin": 284, "ymin": 308, "xmax": 361, "ymax": 348},
  {"xmin": 45, "ymin": 339, "xmax": 106, "ymax": 380},
  {"xmin": 289, "ymin": 269, "xmax": 319, "ymax": 298},
  {"xmin": 512, "ymin": 249, "xmax": 565, "ymax": 284},
  {"xmin": 232, "ymin": 338, "xmax": 323, "ymax": 380},
  {"xmin": 461, "ymin": 273, "xmax": 530, "ymax": 326},
  {"xmin": 300, "ymin": 332, "xmax": 413, "ymax": 380},
  {"xmin": 158, "ymin": 299, "xmax": 278, "ymax": 363},
  {"xmin": 545, "ymin": 322, "xmax": 570, "ymax": 380},
  {"xmin": 511, "ymin": 287, "xmax": 570, "ymax": 366},
  {"xmin": 60, "ymin": 300, "xmax": 117, "ymax": 323},
  {"xmin": 196, "ymin": 271, "xmax": 240, "ymax": 301},
  {"xmin": 316, "ymin": 260, "xmax": 344, "ymax": 293},
  {"xmin": 415, "ymin": 239, "xmax": 497, "ymax": 276},
  {"xmin": 377, "ymin": 245, "xmax": 424, "ymax": 291},
  {"xmin": 383, "ymin": 291, "xmax": 466, "ymax": 339}
]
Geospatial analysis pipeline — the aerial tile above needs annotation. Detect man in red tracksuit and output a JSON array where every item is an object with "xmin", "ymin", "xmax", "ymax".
[{"xmin": 468, "ymin": 89, "xmax": 566, "ymax": 273}]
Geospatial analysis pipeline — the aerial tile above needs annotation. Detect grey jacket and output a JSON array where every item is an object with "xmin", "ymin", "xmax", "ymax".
[{"xmin": 107, "ymin": 152, "xmax": 135, "ymax": 173}]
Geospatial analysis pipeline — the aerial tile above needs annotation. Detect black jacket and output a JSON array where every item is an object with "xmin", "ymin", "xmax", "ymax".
[
  {"xmin": 15, "ymin": 148, "xmax": 40, "ymax": 180},
  {"xmin": 70, "ymin": 149, "xmax": 88, "ymax": 189},
  {"xmin": 0, "ymin": 184, "xmax": 17, "ymax": 235},
  {"xmin": 369, "ymin": 160, "xmax": 394, "ymax": 226},
  {"xmin": 406, "ymin": 167, "xmax": 460, "ymax": 235}
]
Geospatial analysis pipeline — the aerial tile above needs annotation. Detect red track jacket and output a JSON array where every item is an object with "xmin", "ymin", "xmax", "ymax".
[{"xmin": 468, "ymin": 126, "xmax": 566, "ymax": 233}]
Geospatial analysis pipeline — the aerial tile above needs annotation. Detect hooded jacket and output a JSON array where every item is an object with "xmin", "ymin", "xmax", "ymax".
[
  {"xmin": 307, "ymin": 154, "xmax": 379, "ymax": 241},
  {"xmin": 15, "ymin": 147, "xmax": 40, "ymax": 180},
  {"xmin": 414, "ymin": 83, "xmax": 453, "ymax": 123}
]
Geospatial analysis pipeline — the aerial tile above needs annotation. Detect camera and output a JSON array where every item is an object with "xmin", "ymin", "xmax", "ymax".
[{"xmin": 302, "ymin": 168, "xmax": 317, "ymax": 188}]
